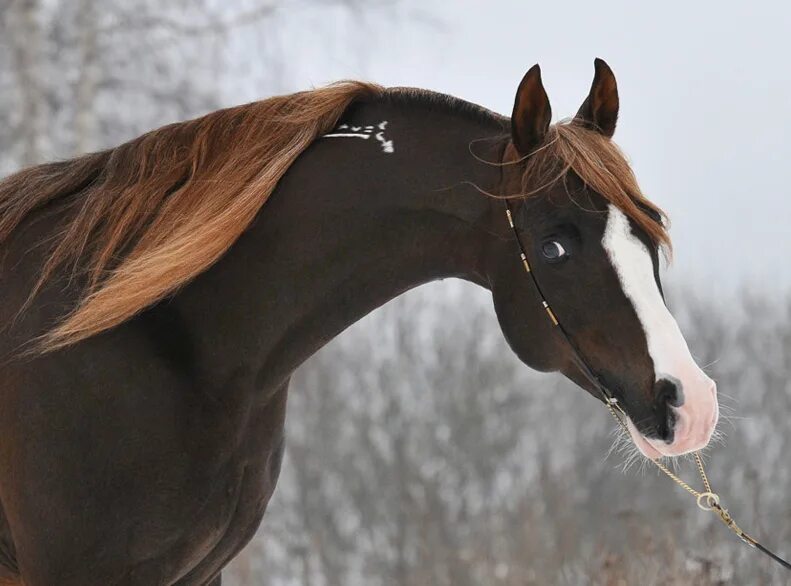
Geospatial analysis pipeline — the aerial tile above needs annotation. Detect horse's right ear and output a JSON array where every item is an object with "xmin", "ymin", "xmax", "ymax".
[{"xmin": 511, "ymin": 64, "xmax": 552, "ymax": 157}]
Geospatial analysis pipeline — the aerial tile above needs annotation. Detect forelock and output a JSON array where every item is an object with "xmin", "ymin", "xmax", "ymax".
[{"xmin": 519, "ymin": 120, "xmax": 671, "ymax": 253}]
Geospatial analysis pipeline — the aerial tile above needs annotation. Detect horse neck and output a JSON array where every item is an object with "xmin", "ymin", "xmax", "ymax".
[{"xmin": 171, "ymin": 98, "xmax": 507, "ymax": 388}]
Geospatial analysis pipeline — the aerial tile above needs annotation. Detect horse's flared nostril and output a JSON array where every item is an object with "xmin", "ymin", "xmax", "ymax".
[
  {"xmin": 652, "ymin": 378, "xmax": 681, "ymax": 442},
  {"xmin": 654, "ymin": 377, "xmax": 683, "ymax": 407}
]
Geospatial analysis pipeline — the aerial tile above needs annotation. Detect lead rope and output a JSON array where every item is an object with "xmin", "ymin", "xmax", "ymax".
[{"xmin": 503, "ymin": 203, "xmax": 791, "ymax": 571}]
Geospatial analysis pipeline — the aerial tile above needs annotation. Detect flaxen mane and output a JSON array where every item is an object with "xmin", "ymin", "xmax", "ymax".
[
  {"xmin": 0, "ymin": 81, "xmax": 384, "ymax": 351},
  {"xmin": 0, "ymin": 83, "xmax": 667, "ymax": 352}
]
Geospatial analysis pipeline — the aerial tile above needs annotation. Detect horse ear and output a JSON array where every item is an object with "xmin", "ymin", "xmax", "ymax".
[
  {"xmin": 575, "ymin": 58, "xmax": 619, "ymax": 137},
  {"xmin": 511, "ymin": 64, "xmax": 552, "ymax": 156}
]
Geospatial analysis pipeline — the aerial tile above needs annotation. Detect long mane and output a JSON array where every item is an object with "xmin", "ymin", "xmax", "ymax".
[
  {"xmin": 1, "ymin": 82, "xmax": 668, "ymax": 353},
  {"xmin": 0, "ymin": 81, "xmax": 383, "ymax": 351}
]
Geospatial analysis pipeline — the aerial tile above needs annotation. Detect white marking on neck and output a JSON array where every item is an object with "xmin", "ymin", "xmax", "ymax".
[
  {"xmin": 601, "ymin": 205, "xmax": 694, "ymax": 381},
  {"xmin": 374, "ymin": 121, "xmax": 394, "ymax": 153},
  {"xmin": 323, "ymin": 120, "xmax": 394, "ymax": 153}
]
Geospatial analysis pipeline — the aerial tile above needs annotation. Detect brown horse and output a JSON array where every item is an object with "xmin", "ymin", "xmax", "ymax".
[{"xmin": 0, "ymin": 59, "xmax": 717, "ymax": 584}]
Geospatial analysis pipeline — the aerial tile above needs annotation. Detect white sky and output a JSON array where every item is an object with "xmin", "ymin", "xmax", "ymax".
[{"xmin": 226, "ymin": 0, "xmax": 791, "ymax": 292}]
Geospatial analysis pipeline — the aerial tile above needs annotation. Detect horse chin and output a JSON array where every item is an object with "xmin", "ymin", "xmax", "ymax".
[{"xmin": 625, "ymin": 419, "xmax": 671, "ymax": 460}]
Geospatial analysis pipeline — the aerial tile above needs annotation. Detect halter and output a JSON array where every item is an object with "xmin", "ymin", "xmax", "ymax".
[{"xmin": 503, "ymin": 199, "xmax": 791, "ymax": 572}]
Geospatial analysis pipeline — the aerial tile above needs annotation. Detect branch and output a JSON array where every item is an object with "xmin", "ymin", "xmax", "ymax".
[{"xmin": 98, "ymin": 3, "xmax": 278, "ymax": 38}]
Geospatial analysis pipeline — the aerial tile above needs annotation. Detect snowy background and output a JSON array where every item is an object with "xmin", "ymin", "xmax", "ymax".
[{"xmin": 2, "ymin": 1, "xmax": 790, "ymax": 583}]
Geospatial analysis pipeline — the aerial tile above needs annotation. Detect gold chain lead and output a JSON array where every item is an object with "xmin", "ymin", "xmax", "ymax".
[{"xmin": 605, "ymin": 400, "xmax": 758, "ymax": 547}]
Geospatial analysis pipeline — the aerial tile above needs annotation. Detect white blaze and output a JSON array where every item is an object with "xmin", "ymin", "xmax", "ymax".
[{"xmin": 601, "ymin": 205, "xmax": 717, "ymax": 456}]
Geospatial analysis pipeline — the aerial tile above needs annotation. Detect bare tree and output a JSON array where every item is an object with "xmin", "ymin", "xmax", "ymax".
[
  {"xmin": 74, "ymin": 0, "xmax": 99, "ymax": 154},
  {"xmin": 224, "ymin": 284, "xmax": 791, "ymax": 585},
  {"xmin": 5, "ymin": 0, "xmax": 49, "ymax": 166}
]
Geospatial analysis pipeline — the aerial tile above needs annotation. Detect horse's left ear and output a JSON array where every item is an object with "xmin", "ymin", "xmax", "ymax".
[
  {"xmin": 575, "ymin": 58, "xmax": 619, "ymax": 137},
  {"xmin": 511, "ymin": 64, "xmax": 552, "ymax": 156}
]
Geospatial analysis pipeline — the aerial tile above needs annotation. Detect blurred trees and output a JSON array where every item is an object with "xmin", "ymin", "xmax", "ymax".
[
  {"xmin": 226, "ymin": 285, "xmax": 791, "ymax": 585},
  {"xmin": 1, "ymin": 0, "xmax": 226, "ymax": 169},
  {"xmin": 1, "ymin": 2, "xmax": 788, "ymax": 584},
  {"xmin": 0, "ymin": 0, "xmax": 400, "ymax": 173}
]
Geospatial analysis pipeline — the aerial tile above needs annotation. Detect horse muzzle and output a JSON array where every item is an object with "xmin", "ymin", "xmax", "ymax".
[{"xmin": 627, "ymin": 374, "xmax": 719, "ymax": 459}]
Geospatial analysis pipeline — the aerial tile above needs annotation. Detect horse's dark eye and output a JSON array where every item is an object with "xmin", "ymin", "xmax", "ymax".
[{"xmin": 541, "ymin": 240, "xmax": 566, "ymax": 261}]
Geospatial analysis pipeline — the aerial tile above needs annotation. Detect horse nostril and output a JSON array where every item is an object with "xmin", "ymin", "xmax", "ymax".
[
  {"xmin": 654, "ymin": 378, "xmax": 681, "ymax": 408},
  {"xmin": 652, "ymin": 378, "xmax": 681, "ymax": 442}
]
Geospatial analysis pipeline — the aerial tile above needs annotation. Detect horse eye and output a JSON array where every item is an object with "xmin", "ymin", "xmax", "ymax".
[{"xmin": 541, "ymin": 240, "xmax": 567, "ymax": 261}]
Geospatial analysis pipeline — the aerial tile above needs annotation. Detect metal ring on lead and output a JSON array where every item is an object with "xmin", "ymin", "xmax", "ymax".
[{"xmin": 696, "ymin": 491, "xmax": 720, "ymax": 511}]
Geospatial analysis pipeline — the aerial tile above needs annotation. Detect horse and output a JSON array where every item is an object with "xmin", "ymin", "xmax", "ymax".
[{"xmin": 0, "ymin": 58, "xmax": 718, "ymax": 585}]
